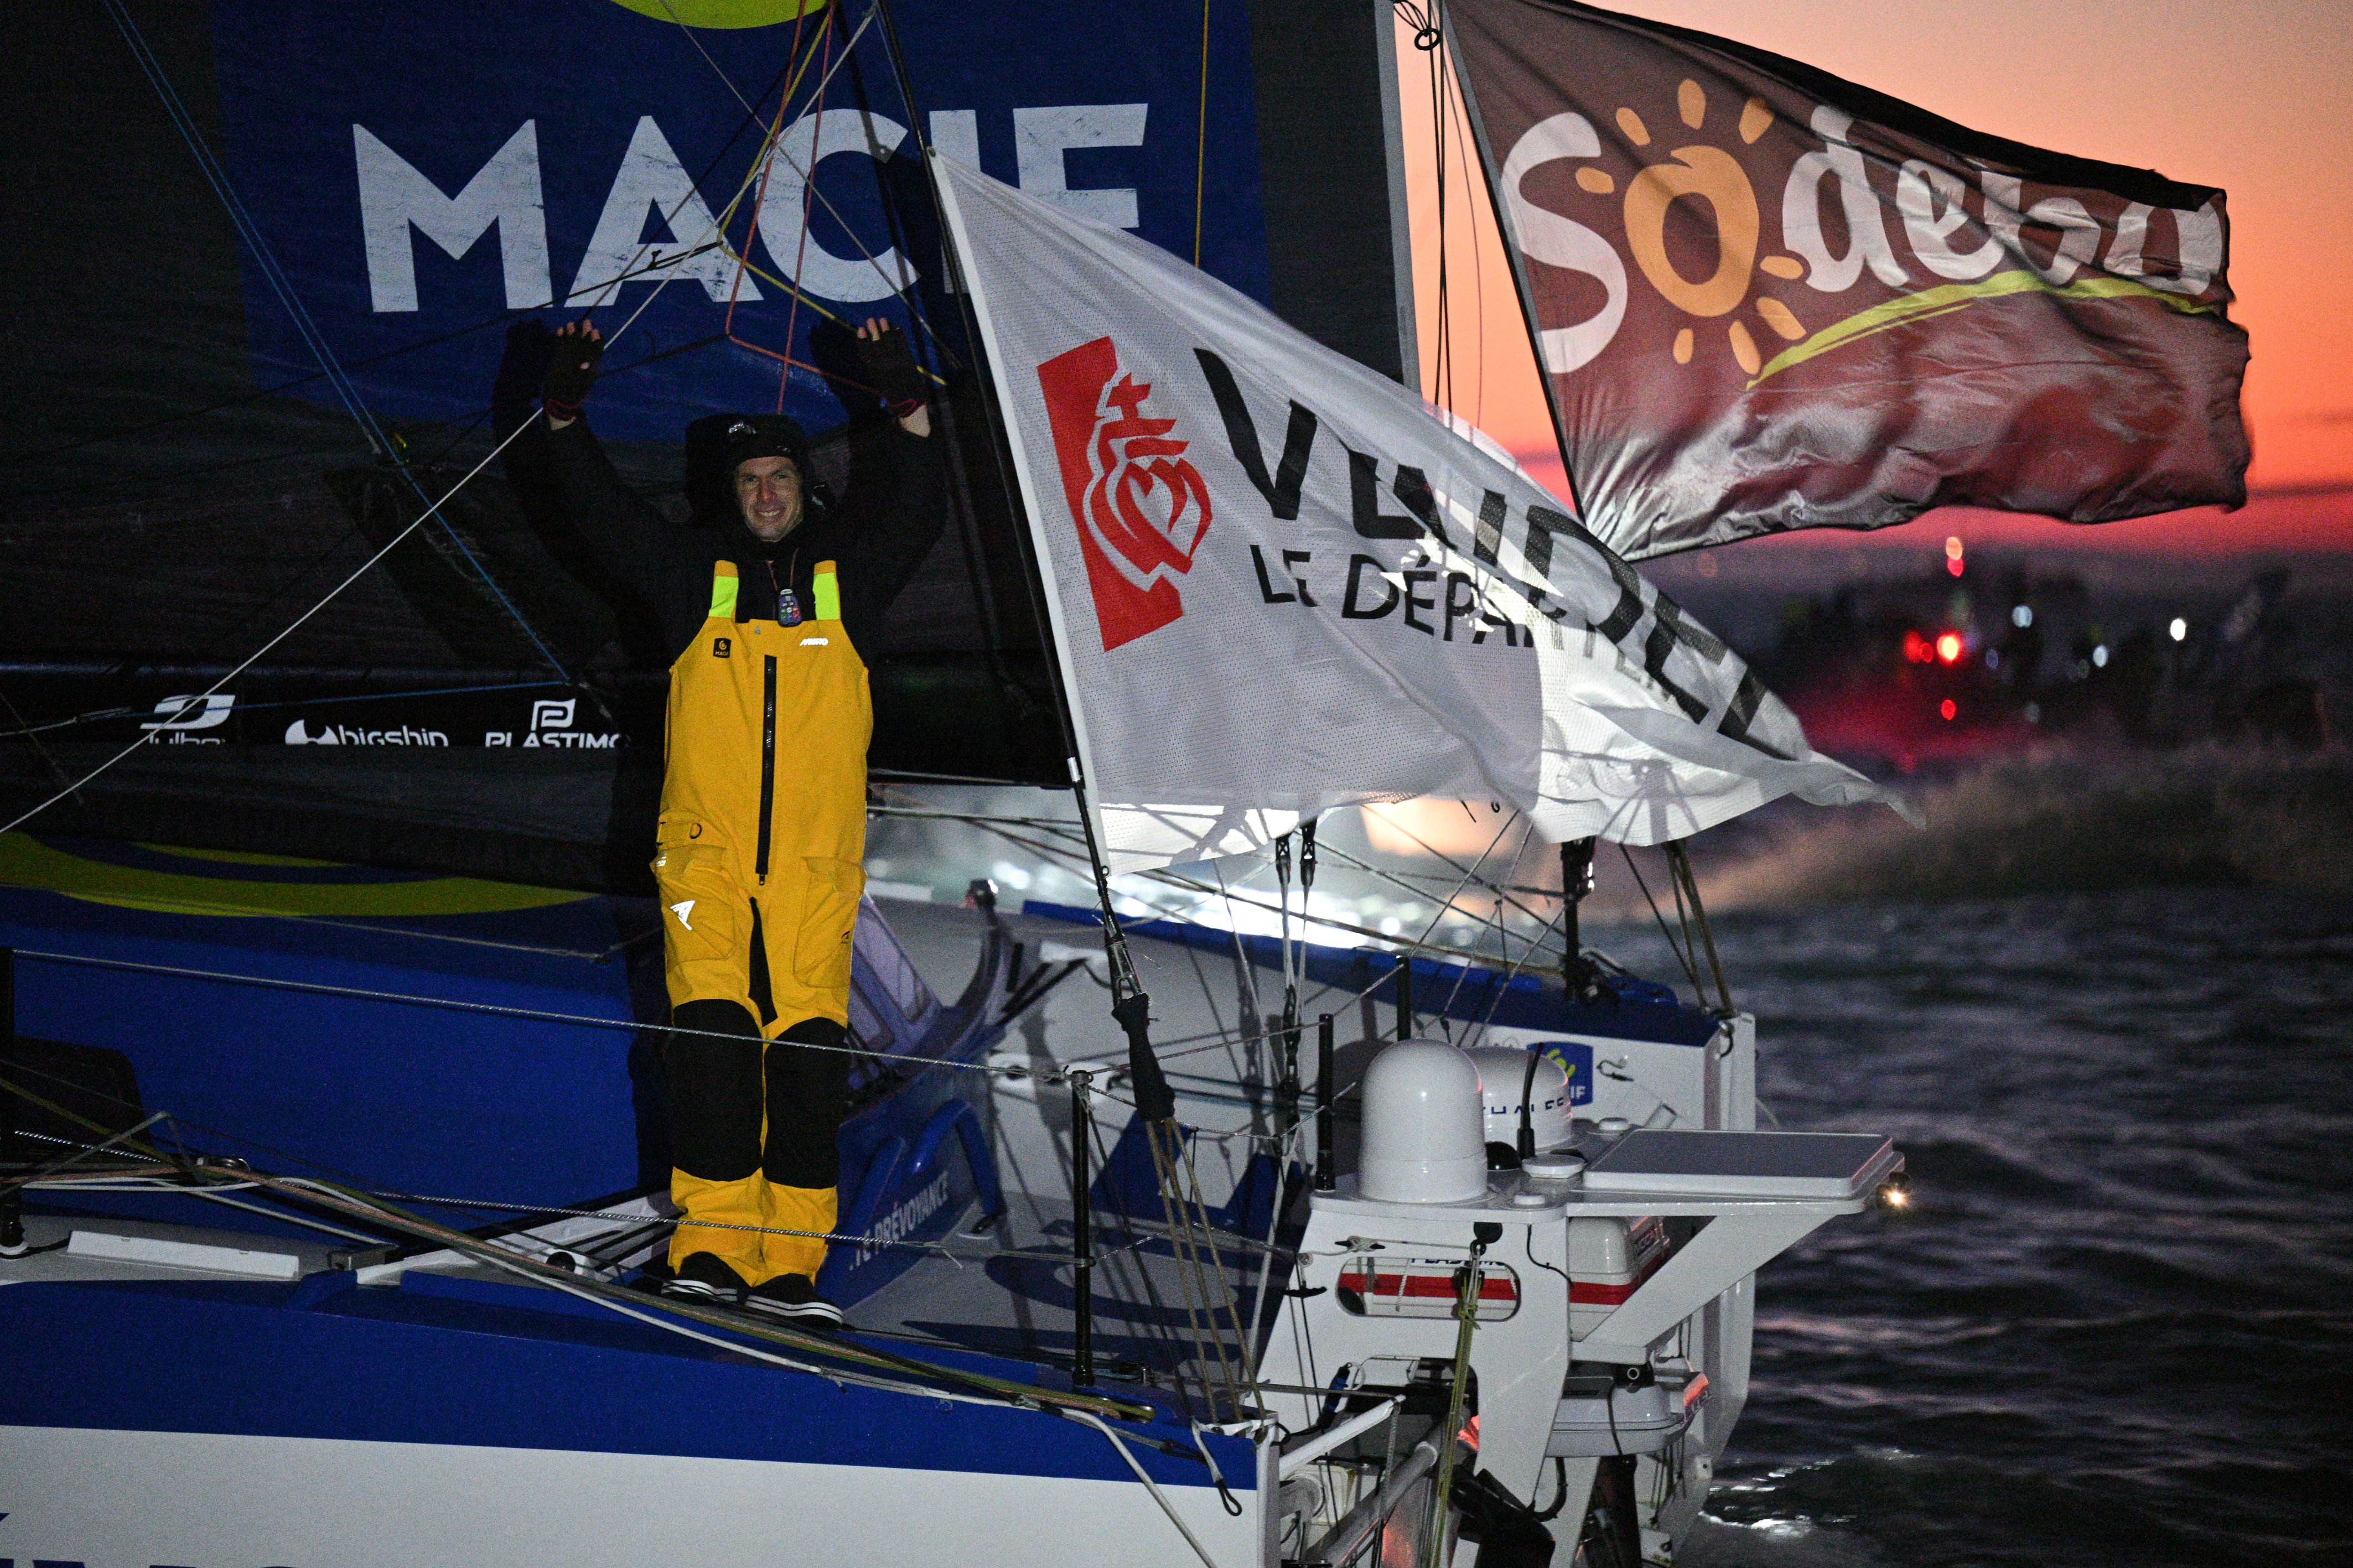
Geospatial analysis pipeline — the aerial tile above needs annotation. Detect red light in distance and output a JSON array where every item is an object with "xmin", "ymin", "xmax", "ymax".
[
  {"xmin": 1903, "ymin": 630, "xmax": 1935, "ymax": 664},
  {"xmin": 1940, "ymin": 699, "xmax": 1958, "ymax": 721}
]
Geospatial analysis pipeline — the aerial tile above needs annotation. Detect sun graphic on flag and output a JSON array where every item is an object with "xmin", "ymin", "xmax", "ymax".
[{"xmin": 1582, "ymin": 79, "xmax": 1810, "ymax": 375}]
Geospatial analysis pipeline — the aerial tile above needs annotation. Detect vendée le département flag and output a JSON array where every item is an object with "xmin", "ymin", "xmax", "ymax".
[
  {"xmin": 1445, "ymin": 0, "xmax": 2251, "ymax": 558},
  {"xmin": 930, "ymin": 158, "xmax": 1903, "ymax": 870}
]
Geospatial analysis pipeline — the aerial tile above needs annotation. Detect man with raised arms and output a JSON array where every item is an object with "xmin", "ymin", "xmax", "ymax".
[{"xmin": 538, "ymin": 318, "xmax": 941, "ymax": 1325}]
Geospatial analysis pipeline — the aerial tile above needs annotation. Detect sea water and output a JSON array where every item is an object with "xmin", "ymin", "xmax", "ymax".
[{"xmin": 1585, "ymin": 888, "xmax": 2351, "ymax": 1567}]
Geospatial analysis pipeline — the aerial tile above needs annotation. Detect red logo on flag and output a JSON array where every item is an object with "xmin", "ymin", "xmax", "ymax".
[{"xmin": 1038, "ymin": 336, "xmax": 1214, "ymax": 651}]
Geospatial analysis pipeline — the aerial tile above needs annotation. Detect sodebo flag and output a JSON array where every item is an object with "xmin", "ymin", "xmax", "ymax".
[
  {"xmin": 1444, "ymin": 0, "xmax": 2250, "ymax": 558},
  {"xmin": 931, "ymin": 158, "xmax": 1905, "ymax": 871}
]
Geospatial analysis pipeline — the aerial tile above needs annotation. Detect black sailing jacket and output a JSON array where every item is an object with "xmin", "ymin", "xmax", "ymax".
[{"xmin": 541, "ymin": 418, "xmax": 947, "ymax": 661}]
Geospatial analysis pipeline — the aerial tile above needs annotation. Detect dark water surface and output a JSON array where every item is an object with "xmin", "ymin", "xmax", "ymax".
[{"xmin": 1594, "ymin": 889, "xmax": 2353, "ymax": 1567}]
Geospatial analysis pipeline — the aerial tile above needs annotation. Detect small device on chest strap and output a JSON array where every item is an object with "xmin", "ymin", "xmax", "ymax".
[{"xmin": 768, "ymin": 557, "xmax": 802, "ymax": 627}]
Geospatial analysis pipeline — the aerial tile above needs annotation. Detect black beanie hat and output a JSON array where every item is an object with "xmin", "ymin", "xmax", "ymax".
[{"xmin": 714, "ymin": 413, "xmax": 809, "ymax": 475}]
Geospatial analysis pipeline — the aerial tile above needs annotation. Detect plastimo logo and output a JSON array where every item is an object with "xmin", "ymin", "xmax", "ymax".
[{"xmin": 1036, "ymin": 335, "xmax": 1214, "ymax": 651}]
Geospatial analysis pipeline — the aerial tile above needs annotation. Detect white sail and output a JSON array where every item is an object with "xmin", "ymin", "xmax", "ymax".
[{"xmin": 931, "ymin": 157, "xmax": 1905, "ymax": 871}]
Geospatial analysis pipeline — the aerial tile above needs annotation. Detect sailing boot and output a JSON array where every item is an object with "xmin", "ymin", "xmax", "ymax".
[
  {"xmin": 747, "ymin": 1272, "xmax": 843, "ymax": 1328},
  {"xmin": 661, "ymin": 1250, "xmax": 751, "ymax": 1308}
]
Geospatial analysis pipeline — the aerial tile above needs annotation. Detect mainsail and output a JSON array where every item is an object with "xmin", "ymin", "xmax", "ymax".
[
  {"xmin": 0, "ymin": 1, "xmax": 1418, "ymax": 890},
  {"xmin": 931, "ymin": 157, "xmax": 1901, "ymax": 871},
  {"xmin": 1443, "ymin": 0, "xmax": 2251, "ymax": 558}
]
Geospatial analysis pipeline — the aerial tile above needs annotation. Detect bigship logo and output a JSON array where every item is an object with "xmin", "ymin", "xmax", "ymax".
[{"xmin": 1037, "ymin": 336, "xmax": 1214, "ymax": 652}]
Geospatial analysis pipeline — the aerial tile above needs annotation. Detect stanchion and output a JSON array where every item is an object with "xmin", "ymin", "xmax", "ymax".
[
  {"xmin": 1314, "ymin": 1013, "xmax": 1336, "ymax": 1192},
  {"xmin": 1, "ymin": 948, "xmax": 24, "ymax": 1258},
  {"xmin": 1068, "ymin": 1068, "xmax": 1095, "ymax": 1387}
]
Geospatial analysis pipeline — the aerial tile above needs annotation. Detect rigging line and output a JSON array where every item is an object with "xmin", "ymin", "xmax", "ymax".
[
  {"xmin": 273, "ymin": 916, "xmax": 618, "ymax": 965},
  {"xmin": 739, "ymin": 11, "xmax": 833, "ymax": 406},
  {"xmin": 101, "ymin": 1, "xmax": 383, "ymax": 459},
  {"xmin": 102, "ymin": 1, "xmax": 576, "ymax": 686},
  {"xmin": 1420, "ymin": 0, "xmax": 1452, "ymax": 409},
  {"xmin": 1134, "ymin": 870, "xmax": 1551, "ymax": 973},
  {"xmin": 1439, "ymin": 33, "xmax": 1488, "ymax": 428},
  {"xmin": 654, "ymin": 0, "xmax": 763, "ymax": 118},
  {"xmin": 1458, "ymin": 906, "xmax": 1563, "ymax": 1055},
  {"xmin": 874, "ymin": 0, "xmax": 1093, "ymax": 889},
  {"xmin": 720, "ymin": 9, "xmax": 936, "ymax": 350},
  {"xmin": 1106, "ymin": 962, "xmax": 1404, "ymax": 1063},
  {"xmin": 2, "ymin": 437, "xmax": 411, "ymax": 508},
  {"xmin": 1666, "ymin": 840, "xmax": 1732, "ymax": 1014},
  {"xmin": 265, "ymin": 1175, "xmax": 1142, "ymax": 1415},
  {"xmin": 884, "ymin": 802, "xmax": 1559, "ymax": 953},
  {"xmin": 1324, "ymin": 861, "xmax": 1566, "ymax": 900},
  {"xmin": 596, "ymin": 19, "xmax": 822, "ymax": 328},
  {"xmin": 1401, "ymin": 808, "xmax": 1518, "ymax": 1040},
  {"xmin": 1192, "ymin": 0, "xmax": 1211, "ymax": 267},
  {"xmin": 0, "ymin": 417, "xmax": 540, "ymax": 839},
  {"xmin": 356, "ymin": 1186, "xmax": 1078, "ymax": 1269},
  {"xmin": 1211, "ymin": 860, "xmax": 1270, "ymax": 1047},
  {"xmin": 1432, "ymin": 812, "xmax": 1534, "ymax": 1024},
  {"xmin": 1, "ymin": 946, "xmax": 1006, "ymax": 1078},
  {"xmin": 1406, "ymin": 807, "xmax": 1516, "ymax": 953},
  {"xmin": 1064, "ymin": 1410, "xmax": 1230, "ymax": 1568},
  {"xmin": 166, "ymin": 1180, "xmax": 395, "ymax": 1247},
  {"xmin": 0, "ymin": 687, "xmax": 80, "ymax": 797},
  {"xmin": 1310, "ymin": 840, "xmax": 1569, "ymax": 936},
  {"xmin": 0, "ymin": 1066, "xmax": 483, "ymax": 1205},
  {"xmin": 8, "ymin": 1112, "xmax": 170, "ymax": 1187},
  {"xmin": 1621, "ymin": 844, "xmax": 1702, "ymax": 997},
  {"xmin": 1347, "ymin": 807, "xmax": 1568, "ymax": 949},
  {"xmin": 1143, "ymin": 1120, "xmax": 1241, "ymax": 1419},
  {"xmin": 13, "ymin": 7, "xmax": 820, "ymax": 470}
]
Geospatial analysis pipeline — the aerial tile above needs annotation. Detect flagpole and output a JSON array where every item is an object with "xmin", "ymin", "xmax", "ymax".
[
  {"xmin": 1434, "ymin": 0, "xmax": 1588, "ymax": 523},
  {"xmin": 906, "ymin": 102, "xmax": 1144, "ymax": 1020},
  {"xmin": 868, "ymin": 0, "xmax": 1176, "ymax": 1368},
  {"xmin": 879, "ymin": 13, "xmax": 1248, "ymax": 1405}
]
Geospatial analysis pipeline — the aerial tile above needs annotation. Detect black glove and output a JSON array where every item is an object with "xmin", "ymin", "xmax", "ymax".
[
  {"xmin": 854, "ymin": 324, "xmax": 926, "ymax": 415},
  {"xmin": 543, "ymin": 329, "xmax": 602, "ymax": 419}
]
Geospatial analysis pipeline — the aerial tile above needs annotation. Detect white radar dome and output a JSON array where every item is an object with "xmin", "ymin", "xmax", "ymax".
[
  {"xmin": 1359, "ymin": 1039, "xmax": 1489, "ymax": 1203},
  {"xmin": 1465, "ymin": 1045, "xmax": 1576, "ymax": 1154}
]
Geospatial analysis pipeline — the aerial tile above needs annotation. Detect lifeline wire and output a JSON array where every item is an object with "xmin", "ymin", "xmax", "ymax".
[{"xmin": 0, "ymin": 946, "xmax": 1326, "ymax": 1115}]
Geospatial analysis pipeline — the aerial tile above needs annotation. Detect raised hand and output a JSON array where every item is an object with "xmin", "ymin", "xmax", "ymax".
[
  {"xmin": 545, "ymin": 320, "xmax": 603, "ymax": 425},
  {"xmin": 853, "ymin": 317, "xmax": 927, "ymax": 417}
]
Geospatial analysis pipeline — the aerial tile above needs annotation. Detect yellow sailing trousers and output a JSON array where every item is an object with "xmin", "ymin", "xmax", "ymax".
[{"xmin": 652, "ymin": 560, "xmax": 870, "ymax": 1285}]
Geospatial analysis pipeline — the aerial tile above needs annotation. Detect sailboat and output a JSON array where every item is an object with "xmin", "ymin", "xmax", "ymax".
[{"xmin": 3, "ymin": 1, "xmax": 2242, "ymax": 1564}]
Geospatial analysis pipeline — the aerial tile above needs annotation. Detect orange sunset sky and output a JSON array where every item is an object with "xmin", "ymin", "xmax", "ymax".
[{"xmin": 1396, "ymin": 0, "xmax": 2353, "ymax": 555}]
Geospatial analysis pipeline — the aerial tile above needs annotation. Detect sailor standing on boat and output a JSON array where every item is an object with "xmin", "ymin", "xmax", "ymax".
[{"xmin": 538, "ymin": 319, "xmax": 942, "ymax": 1325}]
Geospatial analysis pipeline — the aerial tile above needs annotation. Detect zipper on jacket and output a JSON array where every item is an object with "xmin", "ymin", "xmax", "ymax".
[{"xmin": 755, "ymin": 653, "xmax": 778, "ymax": 882}]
